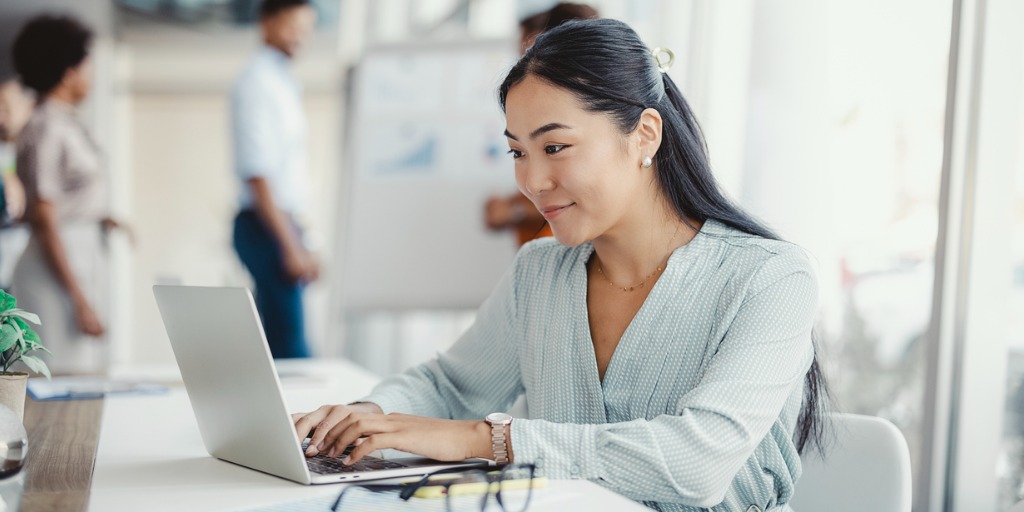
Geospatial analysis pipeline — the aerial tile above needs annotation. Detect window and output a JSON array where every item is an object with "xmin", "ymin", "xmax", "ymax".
[
  {"xmin": 737, "ymin": 1, "xmax": 952, "ymax": 496},
  {"xmin": 997, "ymin": 78, "xmax": 1024, "ymax": 511}
]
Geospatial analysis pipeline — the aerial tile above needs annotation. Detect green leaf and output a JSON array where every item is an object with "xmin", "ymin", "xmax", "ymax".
[
  {"xmin": 10, "ymin": 320, "xmax": 27, "ymax": 352},
  {"xmin": 22, "ymin": 328, "xmax": 40, "ymax": 345},
  {"xmin": 13, "ymin": 317, "xmax": 32, "ymax": 334},
  {"xmin": 13, "ymin": 319, "xmax": 40, "ymax": 346},
  {"xmin": 19, "ymin": 354, "xmax": 50, "ymax": 380},
  {"xmin": 0, "ymin": 324, "xmax": 17, "ymax": 353},
  {"xmin": 6, "ymin": 309, "xmax": 40, "ymax": 325},
  {"xmin": 0, "ymin": 290, "xmax": 15, "ymax": 312},
  {"xmin": 8, "ymin": 316, "xmax": 50, "ymax": 359}
]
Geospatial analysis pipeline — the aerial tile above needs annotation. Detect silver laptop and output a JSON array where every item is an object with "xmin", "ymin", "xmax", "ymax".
[{"xmin": 153, "ymin": 285, "xmax": 487, "ymax": 485}]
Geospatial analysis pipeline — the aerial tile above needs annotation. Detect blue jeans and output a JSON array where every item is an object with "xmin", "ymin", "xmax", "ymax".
[{"xmin": 232, "ymin": 210, "xmax": 310, "ymax": 358}]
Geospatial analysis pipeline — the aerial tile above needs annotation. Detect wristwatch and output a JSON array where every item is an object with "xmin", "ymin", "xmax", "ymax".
[{"xmin": 485, "ymin": 412, "xmax": 513, "ymax": 466}]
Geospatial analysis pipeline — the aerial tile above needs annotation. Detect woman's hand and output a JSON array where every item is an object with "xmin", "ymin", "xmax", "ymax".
[
  {"xmin": 293, "ymin": 402, "xmax": 382, "ymax": 454},
  {"xmin": 101, "ymin": 216, "xmax": 136, "ymax": 247},
  {"xmin": 2, "ymin": 174, "xmax": 26, "ymax": 221},
  {"xmin": 73, "ymin": 296, "xmax": 104, "ymax": 337},
  {"xmin": 292, "ymin": 404, "xmax": 494, "ymax": 465}
]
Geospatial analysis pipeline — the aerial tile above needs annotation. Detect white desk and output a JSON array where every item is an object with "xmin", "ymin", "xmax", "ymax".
[{"xmin": 89, "ymin": 359, "xmax": 650, "ymax": 511}]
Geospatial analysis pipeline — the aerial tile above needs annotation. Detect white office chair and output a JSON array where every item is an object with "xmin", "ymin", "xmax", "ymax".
[{"xmin": 789, "ymin": 413, "xmax": 912, "ymax": 512}]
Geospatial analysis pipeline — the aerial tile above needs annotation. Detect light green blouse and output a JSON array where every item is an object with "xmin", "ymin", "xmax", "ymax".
[{"xmin": 362, "ymin": 219, "xmax": 817, "ymax": 512}]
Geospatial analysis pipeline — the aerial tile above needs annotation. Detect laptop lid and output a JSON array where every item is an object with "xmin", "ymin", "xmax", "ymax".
[
  {"xmin": 153, "ymin": 285, "xmax": 487, "ymax": 485},
  {"xmin": 154, "ymin": 285, "xmax": 314, "ymax": 484}
]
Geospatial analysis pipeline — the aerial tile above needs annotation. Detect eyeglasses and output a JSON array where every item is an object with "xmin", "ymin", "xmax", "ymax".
[{"xmin": 330, "ymin": 463, "xmax": 538, "ymax": 512}]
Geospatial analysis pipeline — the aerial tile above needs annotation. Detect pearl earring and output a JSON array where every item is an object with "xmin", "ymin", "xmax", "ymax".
[{"xmin": 642, "ymin": 156, "xmax": 653, "ymax": 168}]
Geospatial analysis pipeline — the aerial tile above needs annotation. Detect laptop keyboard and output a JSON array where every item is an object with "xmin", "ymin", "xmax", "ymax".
[{"xmin": 303, "ymin": 443, "xmax": 407, "ymax": 475}]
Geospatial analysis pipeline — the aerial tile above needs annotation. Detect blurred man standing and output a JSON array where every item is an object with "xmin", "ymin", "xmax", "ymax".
[{"xmin": 231, "ymin": 0, "xmax": 318, "ymax": 359}]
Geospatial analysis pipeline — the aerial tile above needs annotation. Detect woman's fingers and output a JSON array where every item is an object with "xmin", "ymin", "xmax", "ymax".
[
  {"xmin": 306, "ymin": 406, "xmax": 357, "ymax": 456},
  {"xmin": 294, "ymin": 405, "xmax": 356, "ymax": 455},
  {"xmin": 320, "ymin": 413, "xmax": 361, "ymax": 456},
  {"xmin": 292, "ymin": 407, "xmax": 328, "ymax": 442},
  {"xmin": 324, "ymin": 414, "xmax": 397, "ymax": 458},
  {"xmin": 344, "ymin": 432, "xmax": 400, "ymax": 465}
]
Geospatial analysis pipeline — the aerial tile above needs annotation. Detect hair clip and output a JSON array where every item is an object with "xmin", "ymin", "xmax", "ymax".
[{"xmin": 651, "ymin": 47, "xmax": 675, "ymax": 74}]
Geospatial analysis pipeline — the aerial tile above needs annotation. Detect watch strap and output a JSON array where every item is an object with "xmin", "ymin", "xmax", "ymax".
[
  {"xmin": 486, "ymin": 414, "xmax": 512, "ymax": 465},
  {"xmin": 491, "ymin": 426, "xmax": 508, "ymax": 465}
]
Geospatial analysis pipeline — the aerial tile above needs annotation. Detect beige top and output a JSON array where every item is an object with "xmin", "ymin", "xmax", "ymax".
[{"xmin": 16, "ymin": 100, "xmax": 107, "ymax": 223}]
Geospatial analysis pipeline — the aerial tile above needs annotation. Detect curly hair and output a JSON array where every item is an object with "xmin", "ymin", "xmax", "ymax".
[{"xmin": 11, "ymin": 15, "xmax": 93, "ymax": 96}]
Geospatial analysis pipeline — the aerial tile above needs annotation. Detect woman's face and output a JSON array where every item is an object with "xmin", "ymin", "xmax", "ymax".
[
  {"xmin": 504, "ymin": 74, "xmax": 653, "ymax": 247},
  {"xmin": 0, "ymin": 81, "xmax": 33, "ymax": 141},
  {"xmin": 66, "ymin": 56, "xmax": 93, "ymax": 104}
]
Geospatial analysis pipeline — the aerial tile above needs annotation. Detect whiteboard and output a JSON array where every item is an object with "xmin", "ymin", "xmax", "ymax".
[{"xmin": 339, "ymin": 40, "xmax": 521, "ymax": 310}]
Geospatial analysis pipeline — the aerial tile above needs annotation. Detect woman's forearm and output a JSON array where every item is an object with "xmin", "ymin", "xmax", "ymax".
[{"xmin": 31, "ymin": 200, "xmax": 86, "ymax": 303}]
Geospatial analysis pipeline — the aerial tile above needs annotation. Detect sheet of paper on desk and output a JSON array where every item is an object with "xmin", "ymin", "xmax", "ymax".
[{"xmin": 27, "ymin": 376, "xmax": 168, "ymax": 401}]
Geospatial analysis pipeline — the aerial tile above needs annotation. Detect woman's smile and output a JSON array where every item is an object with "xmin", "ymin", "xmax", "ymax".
[{"xmin": 540, "ymin": 202, "xmax": 576, "ymax": 220}]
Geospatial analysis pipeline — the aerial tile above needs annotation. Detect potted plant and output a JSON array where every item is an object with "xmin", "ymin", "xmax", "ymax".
[{"xmin": 0, "ymin": 290, "xmax": 50, "ymax": 421}]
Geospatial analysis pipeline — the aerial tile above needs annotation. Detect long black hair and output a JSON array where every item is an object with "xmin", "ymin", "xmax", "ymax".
[{"xmin": 498, "ymin": 18, "xmax": 831, "ymax": 454}]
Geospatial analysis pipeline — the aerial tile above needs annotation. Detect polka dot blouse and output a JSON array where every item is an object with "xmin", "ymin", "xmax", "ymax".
[{"xmin": 362, "ymin": 219, "xmax": 817, "ymax": 512}]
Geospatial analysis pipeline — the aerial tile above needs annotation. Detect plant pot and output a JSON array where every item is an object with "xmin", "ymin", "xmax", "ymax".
[{"xmin": 0, "ymin": 373, "xmax": 27, "ymax": 422}]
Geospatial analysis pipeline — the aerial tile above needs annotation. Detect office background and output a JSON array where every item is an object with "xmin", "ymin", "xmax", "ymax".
[{"xmin": 0, "ymin": 0, "xmax": 1020, "ymax": 511}]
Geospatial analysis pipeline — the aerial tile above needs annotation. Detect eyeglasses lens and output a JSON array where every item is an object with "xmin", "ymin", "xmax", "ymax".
[
  {"xmin": 333, "ymin": 486, "xmax": 400, "ymax": 512},
  {"xmin": 496, "ymin": 465, "xmax": 534, "ymax": 512},
  {"xmin": 445, "ymin": 470, "xmax": 490, "ymax": 512}
]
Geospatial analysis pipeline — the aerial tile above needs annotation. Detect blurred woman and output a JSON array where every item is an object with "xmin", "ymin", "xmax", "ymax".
[
  {"xmin": 10, "ymin": 15, "xmax": 118, "ymax": 374},
  {"xmin": 0, "ymin": 80, "xmax": 31, "ymax": 225},
  {"xmin": 0, "ymin": 80, "xmax": 33, "ymax": 289}
]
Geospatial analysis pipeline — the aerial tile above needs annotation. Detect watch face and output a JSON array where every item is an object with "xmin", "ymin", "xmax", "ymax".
[{"xmin": 487, "ymin": 412, "xmax": 512, "ymax": 424}]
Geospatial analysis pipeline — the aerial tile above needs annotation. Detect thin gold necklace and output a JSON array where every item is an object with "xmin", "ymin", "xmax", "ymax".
[
  {"xmin": 595, "ymin": 261, "xmax": 664, "ymax": 292},
  {"xmin": 593, "ymin": 223, "xmax": 682, "ymax": 293}
]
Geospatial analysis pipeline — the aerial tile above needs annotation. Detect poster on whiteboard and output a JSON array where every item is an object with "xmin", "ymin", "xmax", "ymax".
[{"xmin": 339, "ymin": 40, "xmax": 521, "ymax": 310}]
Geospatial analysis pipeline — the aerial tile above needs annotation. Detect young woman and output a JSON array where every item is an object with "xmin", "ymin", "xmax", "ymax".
[
  {"xmin": 10, "ymin": 16, "xmax": 125, "ymax": 373},
  {"xmin": 295, "ymin": 19, "xmax": 829, "ymax": 512}
]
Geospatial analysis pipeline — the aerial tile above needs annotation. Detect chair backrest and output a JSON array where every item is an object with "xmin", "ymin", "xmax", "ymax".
[{"xmin": 789, "ymin": 413, "xmax": 912, "ymax": 512}]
